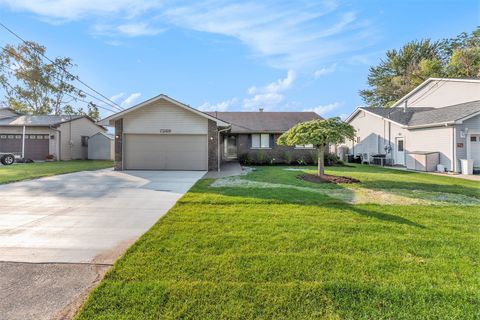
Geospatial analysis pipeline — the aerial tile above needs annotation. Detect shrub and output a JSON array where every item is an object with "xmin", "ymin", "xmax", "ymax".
[
  {"xmin": 325, "ymin": 153, "xmax": 343, "ymax": 166},
  {"xmin": 282, "ymin": 151, "xmax": 294, "ymax": 165},
  {"xmin": 297, "ymin": 157, "xmax": 307, "ymax": 165},
  {"xmin": 256, "ymin": 150, "xmax": 268, "ymax": 164},
  {"xmin": 309, "ymin": 150, "xmax": 318, "ymax": 165}
]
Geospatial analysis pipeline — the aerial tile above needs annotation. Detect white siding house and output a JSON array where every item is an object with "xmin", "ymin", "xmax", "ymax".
[{"xmin": 344, "ymin": 78, "xmax": 480, "ymax": 174}]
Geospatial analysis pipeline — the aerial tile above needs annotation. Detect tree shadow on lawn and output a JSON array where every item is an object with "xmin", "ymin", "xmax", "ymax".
[{"xmin": 186, "ymin": 181, "xmax": 426, "ymax": 229}]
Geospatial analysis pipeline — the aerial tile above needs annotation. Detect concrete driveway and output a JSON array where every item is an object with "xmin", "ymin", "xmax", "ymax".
[{"xmin": 0, "ymin": 169, "xmax": 204, "ymax": 320}]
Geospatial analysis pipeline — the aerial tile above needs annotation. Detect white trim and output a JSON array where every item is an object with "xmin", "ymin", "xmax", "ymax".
[{"xmin": 99, "ymin": 94, "xmax": 230, "ymax": 127}]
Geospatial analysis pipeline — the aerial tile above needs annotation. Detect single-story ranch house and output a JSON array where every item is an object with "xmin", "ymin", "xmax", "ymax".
[
  {"xmin": 99, "ymin": 94, "xmax": 320, "ymax": 171},
  {"xmin": 344, "ymin": 78, "xmax": 480, "ymax": 173},
  {"xmin": 0, "ymin": 108, "xmax": 107, "ymax": 160}
]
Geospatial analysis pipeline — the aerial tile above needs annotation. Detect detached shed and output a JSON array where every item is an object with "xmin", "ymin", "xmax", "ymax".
[
  {"xmin": 88, "ymin": 132, "xmax": 114, "ymax": 160},
  {"xmin": 406, "ymin": 151, "xmax": 440, "ymax": 172}
]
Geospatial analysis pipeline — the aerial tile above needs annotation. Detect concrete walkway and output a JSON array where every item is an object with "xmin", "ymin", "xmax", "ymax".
[
  {"xmin": 203, "ymin": 161, "xmax": 246, "ymax": 179},
  {"xmin": 0, "ymin": 169, "xmax": 204, "ymax": 320}
]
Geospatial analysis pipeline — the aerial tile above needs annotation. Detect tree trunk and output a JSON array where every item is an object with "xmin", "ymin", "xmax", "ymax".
[{"xmin": 317, "ymin": 144, "xmax": 325, "ymax": 176}]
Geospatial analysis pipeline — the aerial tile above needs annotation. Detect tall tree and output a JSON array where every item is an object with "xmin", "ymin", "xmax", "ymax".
[
  {"xmin": 277, "ymin": 118, "xmax": 355, "ymax": 176},
  {"xmin": 360, "ymin": 27, "xmax": 480, "ymax": 107},
  {"xmin": 0, "ymin": 41, "xmax": 97, "ymax": 118}
]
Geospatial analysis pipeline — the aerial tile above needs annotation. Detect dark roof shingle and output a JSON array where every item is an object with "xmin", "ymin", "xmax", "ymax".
[
  {"xmin": 206, "ymin": 112, "xmax": 321, "ymax": 133},
  {"xmin": 362, "ymin": 100, "xmax": 480, "ymax": 127}
]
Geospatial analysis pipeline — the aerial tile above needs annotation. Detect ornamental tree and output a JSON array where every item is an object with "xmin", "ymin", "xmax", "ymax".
[{"xmin": 277, "ymin": 117, "xmax": 355, "ymax": 176}]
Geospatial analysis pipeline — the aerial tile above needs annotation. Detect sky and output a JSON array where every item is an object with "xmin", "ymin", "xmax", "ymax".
[{"xmin": 0, "ymin": 0, "xmax": 479, "ymax": 120}]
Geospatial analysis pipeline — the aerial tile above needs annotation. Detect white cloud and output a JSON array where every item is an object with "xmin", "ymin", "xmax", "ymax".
[
  {"xmin": 304, "ymin": 102, "xmax": 341, "ymax": 116},
  {"xmin": 109, "ymin": 92, "xmax": 125, "ymax": 102},
  {"xmin": 198, "ymin": 98, "xmax": 239, "ymax": 112},
  {"xmin": 120, "ymin": 92, "xmax": 141, "ymax": 108},
  {"xmin": 0, "ymin": 0, "xmax": 160, "ymax": 21},
  {"xmin": 117, "ymin": 23, "xmax": 164, "ymax": 36},
  {"xmin": 314, "ymin": 64, "xmax": 337, "ymax": 78},
  {"xmin": 244, "ymin": 70, "xmax": 295, "ymax": 110},
  {"xmin": 0, "ymin": 0, "xmax": 377, "ymax": 68}
]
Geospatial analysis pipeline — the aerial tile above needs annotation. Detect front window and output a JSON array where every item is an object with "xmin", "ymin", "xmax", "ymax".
[
  {"xmin": 295, "ymin": 144, "xmax": 314, "ymax": 149},
  {"xmin": 398, "ymin": 140, "xmax": 404, "ymax": 152},
  {"xmin": 251, "ymin": 134, "xmax": 270, "ymax": 148}
]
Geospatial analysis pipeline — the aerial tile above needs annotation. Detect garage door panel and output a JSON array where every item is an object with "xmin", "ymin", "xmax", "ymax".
[{"xmin": 125, "ymin": 134, "xmax": 207, "ymax": 170}]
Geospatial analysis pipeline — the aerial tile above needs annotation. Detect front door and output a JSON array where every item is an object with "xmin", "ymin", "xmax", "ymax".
[
  {"xmin": 224, "ymin": 135, "xmax": 237, "ymax": 159},
  {"xmin": 395, "ymin": 137, "xmax": 405, "ymax": 166}
]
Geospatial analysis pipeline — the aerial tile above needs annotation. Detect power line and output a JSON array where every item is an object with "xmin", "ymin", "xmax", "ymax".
[
  {"xmin": 0, "ymin": 21, "xmax": 124, "ymax": 112},
  {"xmin": 0, "ymin": 63, "xmax": 119, "ymax": 114},
  {"xmin": 0, "ymin": 45, "xmax": 121, "ymax": 113}
]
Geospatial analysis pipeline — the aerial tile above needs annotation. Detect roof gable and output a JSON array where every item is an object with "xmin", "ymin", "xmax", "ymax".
[
  {"xmin": 99, "ymin": 94, "xmax": 229, "ymax": 127},
  {"xmin": 391, "ymin": 78, "xmax": 480, "ymax": 109}
]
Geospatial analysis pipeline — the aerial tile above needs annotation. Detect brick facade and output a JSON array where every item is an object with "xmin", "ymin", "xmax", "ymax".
[
  {"xmin": 222, "ymin": 133, "xmax": 316, "ymax": 164},
  {"xmin": 114, "ymin": 119, "xmax": 123, "ymax": 170},
  {"xmin": 207, "ymin": 119, "xmax": 219, "ymax": 171}
]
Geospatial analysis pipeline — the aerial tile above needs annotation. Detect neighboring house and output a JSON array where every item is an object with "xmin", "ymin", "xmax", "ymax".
[
  {"xmin": 0, "ymin": 108, "xmax": 107, "ymax": 160},
  {"xmin": 99, "ymin": 94, "xmax": 321, "ymax": 171},
  {"xmin": 344, "ymin": 78, "xmax": 480, "ymax": 173},
  {"xmin": 88, "ymin": 132, "xmax": 114, "ymax": 160}
]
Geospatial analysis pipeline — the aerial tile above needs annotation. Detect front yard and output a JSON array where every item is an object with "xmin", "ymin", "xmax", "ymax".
[
  {"xmin": 0, "ymin": 160, "xmax": 113, "ymax": 184},
  {"xmin": 77, "ymin": 165, "xmax": 480, "ymax": 319}
]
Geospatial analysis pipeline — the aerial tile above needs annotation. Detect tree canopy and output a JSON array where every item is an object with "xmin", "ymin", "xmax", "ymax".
[
  {"xmin": 277, "ymin": 118, "xmax": 355, "ymax": 176},
  {"xmin": 360, "ymin": 27, "xmax": 480, "ymax": 107},
  {"xmin": 0, "ymin": 41, "xmax": 100, "ymax": 120}
]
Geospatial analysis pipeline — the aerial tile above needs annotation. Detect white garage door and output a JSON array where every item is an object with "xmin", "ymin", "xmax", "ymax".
[{"xmin": 124, "ymin": 134, "xmax": 208, "ymax": 170}]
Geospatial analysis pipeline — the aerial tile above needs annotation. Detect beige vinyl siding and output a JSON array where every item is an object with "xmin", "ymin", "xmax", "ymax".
[
  {"xmin": 405, "ymin": 126, "xmax": 453, "ymax": 171},
  {"xmin": 88, "ymin": 133, "xmax": 114, "ymax": 160},
  {"xmin": 347, "ymin": 110, "xmax": 407, "ymax": 159},
  {"xmin": 123, "ymin": 100, "xmax": 208, "ymax": 135},
  {"xmin": 58, "ymin": 118, "xmax": 105, "ymax": 160},
  {"xmin": 398, "ymin": 81, "xmax": 480, "ymax": 109}
]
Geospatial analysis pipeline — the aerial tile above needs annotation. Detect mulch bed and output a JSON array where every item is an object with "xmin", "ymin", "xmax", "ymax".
[{"xmin": 297, "ymin": 173, "xmax": 360, "ymax": 184}]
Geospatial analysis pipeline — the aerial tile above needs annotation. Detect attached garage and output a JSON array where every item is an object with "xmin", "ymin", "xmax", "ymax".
[
  {"xmin": 100, "ymin": 94, "xmax": 229, "ymax": 171},
  {"xmin": 124, "ymin": 134, "xmax": 207, "ymax": 170},
  {"xmin": 0, "ymin": 133, "xmax": 49, "ymax": 160}
]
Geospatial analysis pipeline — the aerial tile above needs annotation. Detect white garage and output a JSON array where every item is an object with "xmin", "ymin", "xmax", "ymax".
[
  {"xmin": 99, "ymin": 94, "xmax": 229, "ymax": 171},
  {"xmin": 124, "ymin": 134, "xmax": 208, "ymax": 170}
]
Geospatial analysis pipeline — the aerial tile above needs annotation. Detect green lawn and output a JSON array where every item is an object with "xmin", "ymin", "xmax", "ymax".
[
  {"xmin": 0, "ymin": 160, "xmax": 114, "ymax": 184},
  {"xmin": 76, "ymin": 165, "xmax": 480, "ymax": 319}
]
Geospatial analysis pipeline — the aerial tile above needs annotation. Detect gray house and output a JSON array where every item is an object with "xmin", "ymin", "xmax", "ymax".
[
  {"xmin": 344, "ymin": 78, "xmax": 480, "ymax": 173},
  {"xmin": 99, "ymin": 94, "xmax": 320, "ymax": 171},
  {"xmin": 0, "ymin": 108, "xmax": 106, "ymax": 160}
]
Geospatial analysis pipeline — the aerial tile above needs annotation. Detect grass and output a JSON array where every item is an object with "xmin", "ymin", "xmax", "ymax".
[
  {"xmin": 76, "ymin": 164, "xmax": 480, "ymax": 319},
  {"xmin": 0, "ymin": 160, "xmax": 114, "ymax": 184}
]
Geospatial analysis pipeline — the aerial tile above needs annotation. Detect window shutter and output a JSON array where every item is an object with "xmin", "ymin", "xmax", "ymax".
[
  {"xmin": 248, "ymin": 134, "xmax": 252, "ymax": 148},
  {"xmin": 270, "ymin": 134, "xmax": 275, "ymax": 147}
]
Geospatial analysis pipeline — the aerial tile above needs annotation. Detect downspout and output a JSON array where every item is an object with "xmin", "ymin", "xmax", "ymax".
[
  {"xmin": 217, "ymin": 126, "xmax": 231, "ymax": 172},
  {"xmin": 452, "ymin": 125, "xmax": 456, "ymax": 172},
  {"xmin": 21, "ymin": 125, "xmax": 25, "ymax": 159}
]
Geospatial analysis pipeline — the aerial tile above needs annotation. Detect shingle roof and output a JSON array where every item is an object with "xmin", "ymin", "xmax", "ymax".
[
  {"xmin": 206, "ymin": 112, "xmax": 322, "ymax": 133},
  {"xmin": 0, "ymin": 114, "xmax": 84, "ymax": 126},
  {"xmin": 362, "ymin": 100, "xmax": 480, "ymax": 127}
]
